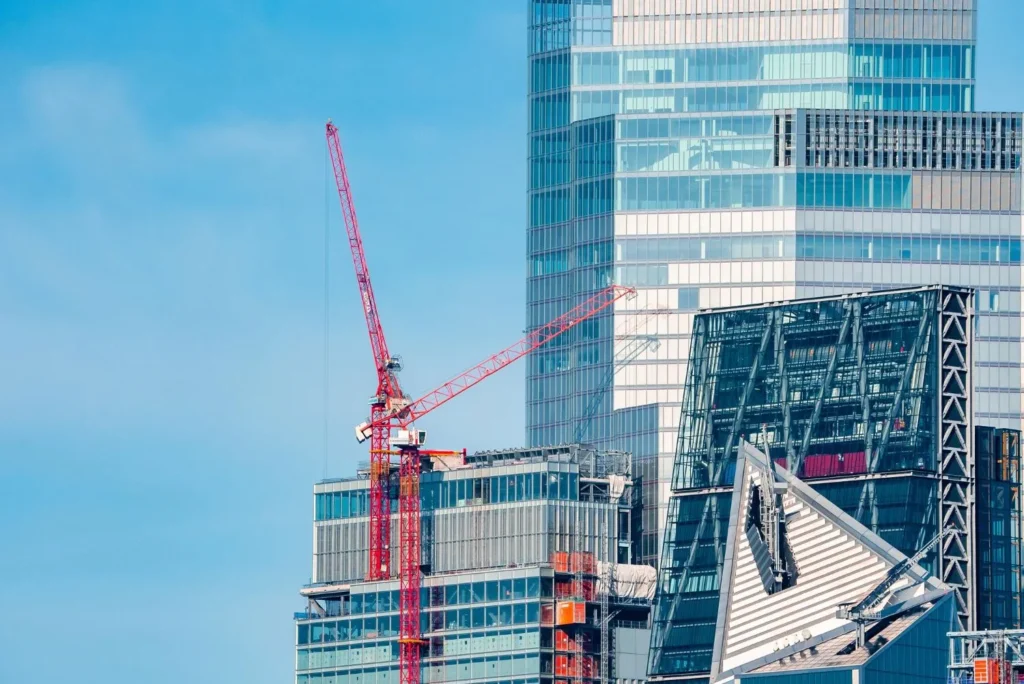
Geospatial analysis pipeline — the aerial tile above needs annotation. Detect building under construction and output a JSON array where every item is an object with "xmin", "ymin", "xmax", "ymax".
[
  {"xmin": 295, "ymin": 445, "xmax": 655, "ymax": 684},
  {"xmin": 319, "ymin": 121, "xmax": 645, "ymax": 684}
]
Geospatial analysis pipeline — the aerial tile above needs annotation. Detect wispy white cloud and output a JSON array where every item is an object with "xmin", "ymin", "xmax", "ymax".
[
  {"xmin": 0, "ymin": 65, "xmax": 346, "ymax": 458},
  {"xmin": 181, "ymin": 119, "xmax": 309, "ymax": 162},
  {"xmin": 20, "ymin": 64, "xmax": 148, "ymax": 168},
  {"xmin": 15, "ymin": 63, "xmax": 317, "ymax": 182},
  {"xmin": 0, "ymin": 60, "xmax": 525, "ymax": 466}
]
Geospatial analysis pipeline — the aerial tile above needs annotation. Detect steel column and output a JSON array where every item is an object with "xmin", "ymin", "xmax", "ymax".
[
  {"xmin": 937, "ymin": 288, "xmax": 975, "ymax": 628},
  {"xmin": 793, "ymin": 305, "xmax": 853, "ymax": 477}
]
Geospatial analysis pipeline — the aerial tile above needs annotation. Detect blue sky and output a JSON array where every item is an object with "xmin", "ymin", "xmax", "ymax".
[{"xmin": 1, "ymin": 2, "xmax": 1024, "ymax": 682}]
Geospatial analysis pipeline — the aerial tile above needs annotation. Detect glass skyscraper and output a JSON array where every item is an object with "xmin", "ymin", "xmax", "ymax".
[{"xmin": 526, "ymin": 0, "xmax": 1022, "ymax": 574}]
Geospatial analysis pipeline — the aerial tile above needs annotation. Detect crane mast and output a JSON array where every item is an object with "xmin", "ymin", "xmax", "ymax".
[{"xmin": 326, "ymin": 121, "xmax": 401, "ymax": 581}]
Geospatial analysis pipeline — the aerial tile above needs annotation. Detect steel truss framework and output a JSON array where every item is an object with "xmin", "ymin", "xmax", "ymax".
[
  {"xmin": 649, "ymin": 286, "xmax": 976, "ymax": 679},
  {"xmin": 937, "ymin": 288, "xmax": 975, "ymax": 628}
]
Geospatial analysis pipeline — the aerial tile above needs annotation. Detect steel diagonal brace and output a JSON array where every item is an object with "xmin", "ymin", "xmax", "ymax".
[
  {"xmin": 792, "ymin": 304, "xmax": 853, "ymax": 477},
  {"xmin": 718, "ymin": 315, "xmax": 775, "ymax": 485},
  {"xmin": 654, "ymin": 315, "xmax": 769, "ymax": 674},
  {"xmin": 650, "ymin": 493, "xmax": 719, "ymax": 675},
  {"xmin": 856, "ymin": 307, "xmax": 932, "ymax": 522},
  {"xmin": 656, "ymin": 315, "xmax": 773, "ymax": 671}
]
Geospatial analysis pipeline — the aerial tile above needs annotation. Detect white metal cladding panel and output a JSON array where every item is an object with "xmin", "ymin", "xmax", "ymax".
[
  {"xmin": 313, "ymin": 516, "xmax": 398, "ymax": 584},
  {"xmin": 721, "ymin": 484, "xmax": 891, "ymax": 673},
  {"xmin": 614, "ymin": 210, "xmax": 797, "ymax": 237},
  {"xmin": 308, "ymin": 501, "xmax": 620, "ymax": 579},
  {"xmin": 612, "ymin": 0, "xmax": 850, "ymax": 46}
]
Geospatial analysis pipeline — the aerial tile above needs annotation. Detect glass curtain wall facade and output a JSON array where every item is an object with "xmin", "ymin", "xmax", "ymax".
[
  {"xmin": 975, "ymin": 426, "xmax": 1024, "ymax": 631},
  {"xmin": 527, "ymin": 1, "xmax": 1023, "ymax": 573},
  {"xmin": 296, "ymin": 567, "xmax": 547, "ymax": 684},
  {"xmin": 295, "ymin": 445, "xmax": 648, "ymax": 684},
  {"xmin": 648, "ymin": 287, "xmax": 973, "ymax": 677}
]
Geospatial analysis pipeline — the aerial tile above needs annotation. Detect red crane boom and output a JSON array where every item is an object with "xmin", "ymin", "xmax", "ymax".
[
  {"xmin": 326, "ymin": 120, "xmax": 400, "ymax": 581},
  {"xmin": 356, "ymin": 284, "xmax": 635, "ymax": 435}
]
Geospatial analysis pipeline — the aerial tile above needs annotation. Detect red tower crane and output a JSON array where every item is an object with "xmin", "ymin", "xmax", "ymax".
[
  {"xmin": 326, "ymin": 119, "xmax": 635, "ymax": 684},
  {"xmin": 326, "ymin": 120, "xmax": 401, "ymax": 581}
]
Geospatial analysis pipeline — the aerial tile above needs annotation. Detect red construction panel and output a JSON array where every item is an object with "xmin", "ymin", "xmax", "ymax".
[{"xmin": 541, "ymin": 603, "xmax": 555, "ymax": 626}]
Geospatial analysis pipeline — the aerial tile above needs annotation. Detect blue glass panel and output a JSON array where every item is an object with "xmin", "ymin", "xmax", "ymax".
[
  {"xmin": 794, "ymin": 233, "xmax": 1021, "ymax": 265},
  {"xmin": 862, "ymin": 595, "xmax": 955, "ymax": 684}
]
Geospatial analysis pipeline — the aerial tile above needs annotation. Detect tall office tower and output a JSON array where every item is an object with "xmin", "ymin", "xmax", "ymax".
[
  {"xmin": 647, "ymin": 286, "xmax": 1024, "ymax": 680},
  {"xmin": 526, "ymin": 1, "xmax": 1023, "ymax": 569},
  {"xmin": 294, "ymin": 445, "xmax": 653, "ymax": 684}
]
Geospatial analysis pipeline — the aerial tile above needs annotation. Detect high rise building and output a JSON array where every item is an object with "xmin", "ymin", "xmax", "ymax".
[
  {"xmin": 646, "ymin": 286, "xmax": 1024, "ymax": 681},
  {"xmin": 294, "ymin": 445, "xmax": 654, "ymax": 684},
  {"xmin": 526, "ymin": 0, "xmax": 1023, "ymax": 569}
]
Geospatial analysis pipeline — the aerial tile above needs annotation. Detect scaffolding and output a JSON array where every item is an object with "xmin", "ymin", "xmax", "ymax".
[
  {"xmin": 949, "ymin": 630, "xmax": 1024, "ymax": 684},
  {"xmin": 466, "ymin": 444, "xmax": 632, "ymax": 479},
  {"xmin": 552, "ymin": 550, "xmax": 599, "ymax": 683}
]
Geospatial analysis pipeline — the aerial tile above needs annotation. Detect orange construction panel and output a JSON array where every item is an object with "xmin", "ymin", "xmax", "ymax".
[
  {"xmin": 556, "ymin": 600, "xmax": 586, "ymax": 625},
  {"xmin": 975, "ymin": 659, "xmax": 1002, "ymax": 684},
  {"xmin": 555, "ymin": 601, "xmax": 573, "ymax": 626}
]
